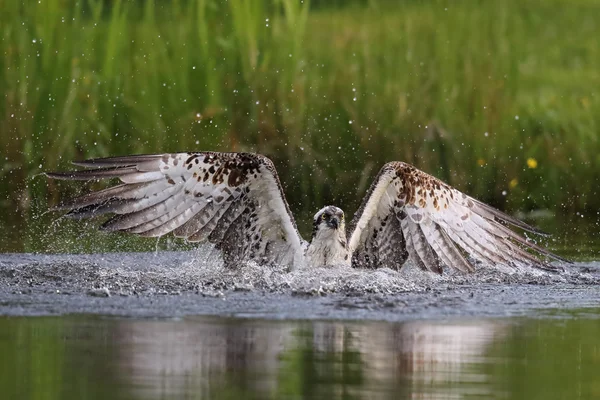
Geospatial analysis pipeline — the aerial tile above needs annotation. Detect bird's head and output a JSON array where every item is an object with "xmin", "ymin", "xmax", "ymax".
[{"xmin": 312, "ymin": 206, "xmax": 345, "ymax": 237}]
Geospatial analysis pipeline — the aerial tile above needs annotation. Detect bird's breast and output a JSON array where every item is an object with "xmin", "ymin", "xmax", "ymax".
[{"xmin": 305, "ymin": 232, "xmax": 349, "ymax": 267}]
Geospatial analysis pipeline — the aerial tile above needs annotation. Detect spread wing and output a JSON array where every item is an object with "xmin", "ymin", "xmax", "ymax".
[
  {"xmin": 348, "ymin": 162, "xmax": 569, "ymax": 273},
  {"xmin": 47, "ymin": 152, "xmax": 305, "ymax": 269}
]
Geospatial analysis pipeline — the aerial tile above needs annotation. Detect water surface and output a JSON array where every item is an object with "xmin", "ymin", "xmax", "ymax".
[
  {"xmin": 1, "ymin": 313, "xmax": 600, "ymax": 400},
  {"xmin": 1, "ymin": 211, "xmax": 599, "ymax": 399}
]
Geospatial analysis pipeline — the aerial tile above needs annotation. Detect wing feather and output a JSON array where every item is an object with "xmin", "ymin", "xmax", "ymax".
[
  {"xmin": 400, "ymin": 218, "xmax": 429, "ymax": 272},
  {"xmin": 174, "ymin": 201, "xmax": 218, "ymax": 240},
  {"xmin": 48, "ymin": 152, "xmax": 305, "ymax": 269},
  {"xmin": 136, "ymin": 200, "xmax": 206, "ymax": 237},
  {"xmin": 187, "ymin": 200, "xmax": 236, "ymax": 242},
  {"xmin": 349, "ymin": 162, "xmax": 569, "ymax": 273},
  {"xmin": 207, "ymin": 201, "xmax": 247, "ymax": 243},
  {"xmin": 420, "ymin": 223, "xmax": 473, "ymax": 273},
  {"xmin": 404, "ymin": 216, "xmax": 443, "ymax": 274},
  {"xmin": 51, "ymin": 183, "xmax": 149, "ymax": 211}
]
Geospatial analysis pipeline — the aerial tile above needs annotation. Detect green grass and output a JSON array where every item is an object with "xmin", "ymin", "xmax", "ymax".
[{"xmin": 1, "ymin": 0, "xmax": 599, "ymax": 251}]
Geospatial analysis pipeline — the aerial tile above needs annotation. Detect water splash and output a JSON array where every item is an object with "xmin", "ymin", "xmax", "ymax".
[{"xmin": 0, "ymin": 248, "xmax": 597, "ymax": 298}]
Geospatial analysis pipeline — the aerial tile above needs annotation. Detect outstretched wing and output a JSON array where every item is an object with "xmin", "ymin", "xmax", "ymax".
[
  {"xmin": 47, "ymin": 152, "xmax": 305, "ymax": 269},
  {"xmin": 348, "ymin": 162, "xmax": 569, "ymax": 273}
]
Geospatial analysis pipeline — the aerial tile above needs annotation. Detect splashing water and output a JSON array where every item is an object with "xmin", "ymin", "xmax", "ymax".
[{"xmin": 1, "ymin": 246, "xmax": 597, "ymax": 297}]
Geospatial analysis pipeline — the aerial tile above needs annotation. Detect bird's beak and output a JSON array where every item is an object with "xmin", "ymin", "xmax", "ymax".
[{"xmin": 327, "ymin": 216, "xmax": 339, "ymax": 230}]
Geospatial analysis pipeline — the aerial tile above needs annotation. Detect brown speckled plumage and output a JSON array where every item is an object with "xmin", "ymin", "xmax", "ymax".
[{"xmin": 347, "ymin": 162, "xmax": 569, "ymax": 273}]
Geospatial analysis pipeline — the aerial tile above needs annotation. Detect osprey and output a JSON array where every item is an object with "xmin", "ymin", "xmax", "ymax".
[{"xmin": 48, "ymin": 152, "xmax": 568, "ymax": 272}]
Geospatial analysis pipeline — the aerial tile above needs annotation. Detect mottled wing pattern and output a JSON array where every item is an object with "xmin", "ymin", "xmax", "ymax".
[
  {"xmin": 48, "ymin": 152, "xmax": 305, "ymax": 269},
  {"xmin": 348, "ymin": 162, "xmax": 569, "ymax": 273}
]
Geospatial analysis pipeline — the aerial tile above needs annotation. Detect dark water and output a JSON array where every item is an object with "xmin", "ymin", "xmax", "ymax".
[{"xmin": 1, "ymin": 313, "xmax": 600, "ymax": 400}]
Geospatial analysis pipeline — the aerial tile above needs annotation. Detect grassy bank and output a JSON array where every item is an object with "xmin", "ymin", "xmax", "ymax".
[{"xmin": 1, "ymin": 0, "xmax": 599, "ymax": 239}]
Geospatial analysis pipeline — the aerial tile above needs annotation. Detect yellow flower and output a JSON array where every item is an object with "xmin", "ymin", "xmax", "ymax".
[
  {"xmin": 526, "ymin": 158, "xmax": 538, "ymax": 169},
  {"xmin": 477, "ymin": 158, "xmax": 486, "ymax": 167},
  {"xmin": 581, "ymin": 97, "xmax": 590, "ymax": 110},
  {"xmin": 509, "ymin": 178, "xmax": 518, "ymax": 189}
]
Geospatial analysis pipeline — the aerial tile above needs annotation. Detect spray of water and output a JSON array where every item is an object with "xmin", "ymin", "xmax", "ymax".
[{"xmin": 0, "ymin": 247, "xmax": 596, "ymax": 299}]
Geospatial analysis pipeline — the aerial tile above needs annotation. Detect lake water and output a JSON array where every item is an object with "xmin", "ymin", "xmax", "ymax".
[
  {"xmin": 1, "ymin": 252, "xmax": 600, "ymax": 399},
  {"xmin": 1, "ymin": 313, "xmax": 600, "ymax": 399},
  {"xmin": 1, "ymin": 212, "xmax": 600, "ymax": 399}
]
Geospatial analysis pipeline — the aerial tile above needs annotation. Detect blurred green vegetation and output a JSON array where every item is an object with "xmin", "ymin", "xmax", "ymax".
[{"xmin": 1, "ymin": 0, "xmax": 599, "ymax": 249}]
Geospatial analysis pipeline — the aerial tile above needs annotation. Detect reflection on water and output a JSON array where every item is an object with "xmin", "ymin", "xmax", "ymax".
[
  {"xmin": 117, "ymin": 319, "xmax": 294, "ymax": 399},
  {"xmin": 116, "ymin": 320, "xmax": 503, "ymax": 399},
  {"xmin": 2, "ymin": 314, "xmax": 600, "ymax": 399}
]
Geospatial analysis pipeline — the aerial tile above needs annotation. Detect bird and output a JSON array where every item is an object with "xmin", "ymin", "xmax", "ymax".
[{"xmin": 47, "ymin": 151, "xmax": 569, "ymax": 273}]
